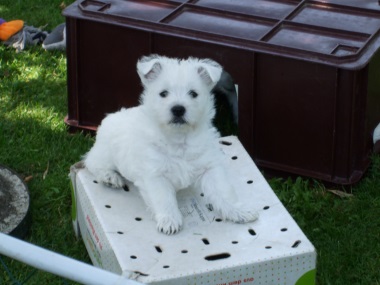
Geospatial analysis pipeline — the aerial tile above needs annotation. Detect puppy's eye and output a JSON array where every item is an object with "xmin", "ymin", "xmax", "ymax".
[
  {"xmin": 189, "ymin": 90, "xmax": 198, "ymax": 98},
  {"xmin": 159, "ymin": 90, "xmax": 168, "ymax": 98}
]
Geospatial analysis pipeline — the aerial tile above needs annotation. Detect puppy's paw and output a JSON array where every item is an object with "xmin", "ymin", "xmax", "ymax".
[
  {"xmin": 156, "ymin": 214, "xmax": 183, "ymax": 235},
  {"xmin": 100, "ymin": 170, "xmax": 126, "ymax": 189},
  {"xmin": 223, "ymin": 206, "xmax": 259, "ymax": 224}
]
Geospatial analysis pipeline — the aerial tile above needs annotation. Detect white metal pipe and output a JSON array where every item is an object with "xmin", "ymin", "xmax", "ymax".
[{"xmin": 0, "ymin": 233, "xmax": 143, "ymax": 285}]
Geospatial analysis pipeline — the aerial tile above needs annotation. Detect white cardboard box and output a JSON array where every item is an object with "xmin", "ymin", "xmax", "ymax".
[{"xmin": 70, "ymin": 136, "xmax": 316, "ymax": 285}]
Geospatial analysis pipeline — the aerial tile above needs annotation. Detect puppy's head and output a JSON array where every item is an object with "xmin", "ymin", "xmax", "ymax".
[{"xmin": 137, "ymin": 55, "xmax": 223, "ymax": 131}]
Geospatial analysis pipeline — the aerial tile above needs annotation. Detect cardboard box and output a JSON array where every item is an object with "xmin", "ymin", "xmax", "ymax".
[{"xmin": 70, "ymin": 136, "xmax": 316, "ymax": 285}]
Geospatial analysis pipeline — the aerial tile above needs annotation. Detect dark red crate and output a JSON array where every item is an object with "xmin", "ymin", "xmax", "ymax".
[{"xmin": 63, "ymin": 0, "xmax": 380, "ymax": 184}]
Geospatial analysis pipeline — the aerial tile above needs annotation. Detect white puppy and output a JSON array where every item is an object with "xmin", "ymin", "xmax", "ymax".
[{"xmin": 84, "ymin": 55, "xmax": 258, "ymax": 234}]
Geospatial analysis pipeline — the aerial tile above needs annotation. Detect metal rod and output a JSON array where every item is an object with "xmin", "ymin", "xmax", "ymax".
[{"xmin": 0, "ymin": 233, "xmax": 143, "ymax": 285}]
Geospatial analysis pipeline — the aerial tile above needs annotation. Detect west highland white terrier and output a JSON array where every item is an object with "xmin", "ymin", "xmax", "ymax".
[{"xmin": 84, "ymin": 55, "xmax": 258, "ymax": 234}]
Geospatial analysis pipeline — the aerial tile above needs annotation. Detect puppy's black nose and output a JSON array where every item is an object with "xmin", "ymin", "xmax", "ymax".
[{"xmin": 171, "ymin": 105, "xmax": 186, "ymax": 117}]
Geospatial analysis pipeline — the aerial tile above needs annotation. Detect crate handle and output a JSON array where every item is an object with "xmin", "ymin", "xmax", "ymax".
[
  {"xmin": 331, "ymin": 44, "xmax": 360, "ymax": 57},
  {"xmin": 79, "ymin": 0, "xmax": 111, "ymax": 13}
]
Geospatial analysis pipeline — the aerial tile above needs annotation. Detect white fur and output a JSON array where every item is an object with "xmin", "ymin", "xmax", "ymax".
[{"xmin": 84, "ymin": 55, "xmax": 258, "ymax": 235}]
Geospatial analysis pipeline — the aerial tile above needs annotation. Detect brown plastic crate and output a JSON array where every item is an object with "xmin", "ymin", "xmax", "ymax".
[{"xmin": 63, "ymin": 0, "xmax": 380, "ymax": 185}]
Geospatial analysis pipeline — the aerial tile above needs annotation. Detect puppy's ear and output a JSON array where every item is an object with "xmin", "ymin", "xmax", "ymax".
[
  {"xmin": 197, "ymin": 59, "xmax": 223, "ymax": 88},
  {"xmin": 137, "ymin": 55, "xmax": 162, "ymax": 85}
]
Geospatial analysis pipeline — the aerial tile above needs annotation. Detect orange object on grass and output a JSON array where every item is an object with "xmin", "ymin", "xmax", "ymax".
[{"xmin": 0, "ymin": 20, "xmax": 24, "ymax": 41}]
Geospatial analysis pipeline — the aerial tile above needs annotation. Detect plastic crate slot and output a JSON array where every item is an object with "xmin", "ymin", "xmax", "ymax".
[
  {"xmin": 93, "ymin": 180, "xmax": 98, "ymax": 184},
  {"xmin": 265, "ymin": 246, "xmax": 272, "ymax": 249},
  {"xmin": 163, "ymin": 265, "xmax": 170, "ymax": 269},
  {"xmin": 135, "ymin": 217, "xmax": 142, "ymax": 221},
  {"xmin": 281, "ymin": 228, "xmax": 288, "ymax": 232},
  {"xmin": 181, "ymin": 250, "xmax": 188, "ymax": 253},
  {"xmin": 263, "ymin": 206, "xmax": 270, "ymax": 210},
  {"xmin": 231, "ymin": 156, "xmax": 238, "ymax": 160},
  {"xmin": 202, "ymin": 238, "xmax": 210, "ymax": 245},
  {"xmin": 130, "ymin": 255, "xmax": 137, "ymax": 259},
  {"xmin": 215, "ymin": 218, "xmax": 222, "ymax": 222},
  {"xmin": 123, "ymin": 185, "xmax": 129, "ymax": 191},
  {"xmin": 195, "ymin": 0, "xmax": 300, "ymax": 19},
  {"xmin": 204, "ymin": 253, "xmax": 231, "ymax": 261},
  {"xmin": 292, "ymin": 240, "xmax": 302, "ymax": 248},
  {"xmin": 105, "ymin": 205, "xmax": 111, "ymax": 209},
  {"xmin": 247, "ymin": 180, "xmax": 253, "ymax": 184},
  {"xmin": 232, "ymin": 241, "xmax": 238, "ymax": 244},
  {"xmin": 117, "ymin": 231, "xmax": 124, "ymax": 235}
]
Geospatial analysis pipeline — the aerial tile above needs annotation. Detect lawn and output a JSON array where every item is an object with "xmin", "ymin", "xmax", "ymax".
[{"xmin": 1, "ymin": 0, "xmax": 380, "ymax": 284}]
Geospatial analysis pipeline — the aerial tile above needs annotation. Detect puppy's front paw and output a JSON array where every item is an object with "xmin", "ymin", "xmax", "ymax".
[
  {"xmin": 156, "ymin": 215, "xmax": 183, "ymax": 235},
  {"xmin": 100, "ymin": 170, "xmax": 126, "ymax": 189},
  {"xmin": 223, "ymin": 206, "xmax": 259, "ymax": 224}
]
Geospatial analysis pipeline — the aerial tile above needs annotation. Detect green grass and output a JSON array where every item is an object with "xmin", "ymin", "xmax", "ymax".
[
  {"xmin": 1, "ymin": 1, "xmax": 380, "ymax": 284},
  {"xmin": 270, "ymin": 168, "xmax": 380, "ymax": 284},
  {"xmin": 1, "ymin": 1, "xmax": 91, "ymax": 284}
]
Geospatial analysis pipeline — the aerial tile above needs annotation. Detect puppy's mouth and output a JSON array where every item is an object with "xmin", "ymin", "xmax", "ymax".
[{"xmin": 169, "ymin": 117, "xmax": 188, "ymax": 125}]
